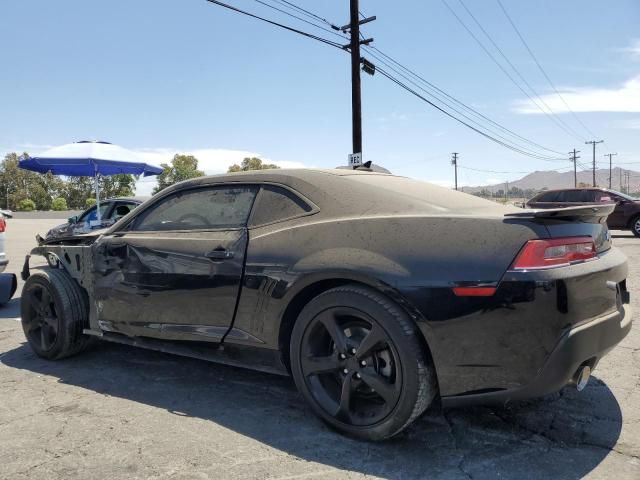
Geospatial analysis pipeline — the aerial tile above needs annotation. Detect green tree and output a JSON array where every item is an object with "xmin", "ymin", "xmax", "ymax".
[
  {"xmin": 51, "ymin": 197, "xmax": 68, "ymax": 211},
  {"xmin": 227, "ymin": 157, "xmax": 279, "ymax": 173},
  {"xmin": 153, "ymin": 154, "xmax": 205, "ymax": 194},
  {"xmin": 85, "ymin": 198, "xmax": 97, "ymax": 208},
  {"xmin": 64, "ymin": 177, "xmax": 94, "ymax": 209},
  {"xmin": 18, "ymin": 199, "xmax": 36, "ymax": 211},
  {"xmin": 99, "ymin": 174, "xmax": 136, "ymax": 199}
]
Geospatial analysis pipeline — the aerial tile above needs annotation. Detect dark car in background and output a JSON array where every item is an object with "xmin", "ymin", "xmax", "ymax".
[
  {"xmin": 527, "ymin": 188, "xmax": 640, "ymax": 237},
  {"xmin": 21, "ymin": 170, "xmax": 632, "ymax": 440},
  {"xmin": 45, "ymin": 197, "xmax": 148, "ymax": 241}
]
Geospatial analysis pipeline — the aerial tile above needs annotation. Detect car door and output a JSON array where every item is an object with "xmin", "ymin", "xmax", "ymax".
[
  {"xmin": 93, "ymin": 184, "xmax": 258, "ymax": 341},
  {"xmin": 598, "ymin": 192, "xmax": 626, "ymax": 228}
]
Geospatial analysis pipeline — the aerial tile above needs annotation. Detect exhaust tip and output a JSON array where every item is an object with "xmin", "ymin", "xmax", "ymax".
[{"xmin": 572, "ymin": 365, "xmax": 591, "ymax": 392}]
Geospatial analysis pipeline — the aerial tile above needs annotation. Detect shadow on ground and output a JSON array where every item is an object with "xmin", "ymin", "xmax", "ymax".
[
  {"xmin": 1, "ymin": 341, "xmax": 623, "ymax": 479},
  {"xmin": 0, "ymin": 298, "xmax": 20, "ymax": 319}
]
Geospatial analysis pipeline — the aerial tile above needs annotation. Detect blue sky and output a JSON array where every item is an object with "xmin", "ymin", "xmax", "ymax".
[{"xmin": 2, "ymin": 0, "xmax": 639, "ymax": 194}]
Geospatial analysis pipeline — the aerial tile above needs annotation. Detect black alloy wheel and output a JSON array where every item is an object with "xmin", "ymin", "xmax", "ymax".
[
  {"xmin": 632, "ymin": 216, "xmax": 640, "ymax": 238},
  {"xmin": 23, "ymin": 283, "xmax": 60, "ymax": 353},
  {"xmin": 299, "ymin": 306, "xmax": 402, "ymax": 426},
  {"xmin": 290, "ymin": 284, "xmax": 436, "ymax": 441},
  {"xmin": 21, "ymin": 269, "xmax": 92, "ymax": 360}
]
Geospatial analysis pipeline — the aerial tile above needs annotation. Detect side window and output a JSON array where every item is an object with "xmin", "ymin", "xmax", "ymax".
[
  {"xmin": 559, "ymin": 190, "xmax": 585, "ymax": 202},
  {"xmin": 594, "ymin": 191, "xmax": 614, "ymax": 203},
  {"xmin": 133, "ymin": 186, "xmax": 257, "ymax": 231},
  {"xmin": 537, "ymin": 191, "xmax": 558, "ymax": 202},
  {"xmin": 583, "ymin": 190, "xmax": 598, "ymax": 202},
  {"xmin": 110, "ymin": 202, "xmax": 136, "ymax": 220},
  {"xmin": 249, "ymin": 185, "xmax": 313, "ymax": 227},
  {"xmin": 79, "ymin": 203, "xmax": 111, "ymax": 223}
]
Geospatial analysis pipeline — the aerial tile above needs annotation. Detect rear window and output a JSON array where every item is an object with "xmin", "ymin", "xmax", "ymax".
[{"xmin": 250, "ymin": 185, "xmax": 312, "ymax": 226}]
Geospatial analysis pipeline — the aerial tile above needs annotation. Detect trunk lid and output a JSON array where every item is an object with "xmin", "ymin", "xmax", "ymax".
[{"xmin": 505, "ymin": 204, "xmax": 614, "ymax": 252}]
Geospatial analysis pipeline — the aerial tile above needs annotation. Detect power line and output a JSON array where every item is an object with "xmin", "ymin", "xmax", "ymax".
[
  {"xmin": 375, "ymin": 64, "xmax": 569, "ymax": 161},
  {"xmin": 204, "ymin": 0, "xmax": 345, "ymax": 49},
  {"xmin": 441, "ymin": 0, "xmax": 585, "ymax": 142},
  {"xmin": 252, "ymin": 0, "xmax": 347, "ymax": 40},
  {"xmin": 364, "ymin": 45, "xmax": 566, "ymax": 158},
  {"xmin": 455, "ymin": 0, "xmax": 586, "ymax": 142},
  {"xmin": 274, "ymin": 0, "xmax": 340, "ymax": 29},
  {"xmin": 365, "ymin": 53, "xmax": 566, "ymax": 161},
  {"xmin": 495, "ymin": 0, "xmax": 597, "ymax": 139}
]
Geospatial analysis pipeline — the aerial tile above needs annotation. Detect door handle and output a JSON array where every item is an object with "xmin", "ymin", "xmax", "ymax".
[{"xmin": 205, "ymin": 248, "xmax": 234, "ymax": 260}]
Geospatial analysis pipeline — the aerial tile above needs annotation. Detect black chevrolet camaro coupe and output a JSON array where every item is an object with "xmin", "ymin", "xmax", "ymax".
[{"xmin": 21, "ymin": 169, "xmax": 632, "ymax": 440}]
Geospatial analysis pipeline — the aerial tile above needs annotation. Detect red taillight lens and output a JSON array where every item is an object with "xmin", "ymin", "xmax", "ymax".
[
  {"xmin": 0, "ymin": 217, "xmax": 5, "ymax": 233},
  {"xmin": 452, "ymin": 287, "xmax": 497, "ymax": 297},
  {"xmin": 511, "ymin": 236, "xmax": 596, "ymax": 270}
]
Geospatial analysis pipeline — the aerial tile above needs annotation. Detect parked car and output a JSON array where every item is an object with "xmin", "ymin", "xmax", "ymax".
[
  {"xmin": 21, "ymin": 169, "xmax": 632, "ymax": 440},
  {"xmin": 45, "ymin": 197, "xmax": 148, "ymax": 241},
  {"xmin": 527, "ymin": 188, "xmax": 640, "ymax": 237},
  {"xmin": 0, "ymin": 212, "xmax": 17, "ymax": 305}
]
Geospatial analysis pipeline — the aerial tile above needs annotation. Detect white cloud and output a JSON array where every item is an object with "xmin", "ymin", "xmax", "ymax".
[
  {"xmin": 622, "ymin": 39, "xmax": 640, "ymax": 59},
  {"xmin": 513, "ymin": 74, "xmax": 640, "ymax": 114},
  {"xmin": 132, "ymin": 147, "xmax": 306, "ymax": 195}
]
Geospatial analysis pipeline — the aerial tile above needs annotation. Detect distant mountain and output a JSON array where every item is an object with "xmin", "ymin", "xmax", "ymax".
[{"xmin": 466, "ymin": 167, "xmax": 640, "ymax": 194}]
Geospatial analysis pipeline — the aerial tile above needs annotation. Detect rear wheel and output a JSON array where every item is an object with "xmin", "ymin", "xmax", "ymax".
[
  {"xmin": 290, "ymin": 284, "xmax": 437, "ymax": 441},
  {"xmin": 631, "ymin": 215, "xmax": 640, "ymax": 238},
  {"xmin": 21, "ymin": 269, "xmax": 92, "ymax": 360}
]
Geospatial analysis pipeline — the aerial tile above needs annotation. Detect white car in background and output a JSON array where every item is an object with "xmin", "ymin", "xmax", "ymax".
[
  {"xmin": 0, "ymin": 214, "xmax": 8, "ymax": 273},
  {"xmin": 0, "ymin": 211, "xmax": 17, "ymax": 305}
]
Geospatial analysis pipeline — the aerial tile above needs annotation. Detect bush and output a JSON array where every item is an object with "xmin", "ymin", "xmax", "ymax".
[
  {"xmin": 18, "ymin": 199, "xmax": 36, "ymax": 211},
  {"xmin": 85, "ymin": 198, "xmax": 97, "ymax": 208},
  {"xmin": 51, "ymin": 197, "xmax": 68, "ymax": 211}
]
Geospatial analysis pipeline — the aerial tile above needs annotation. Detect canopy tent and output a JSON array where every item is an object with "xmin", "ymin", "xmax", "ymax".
[{"xmin": 19, "ymin": 141, "xmax": 162, "ymax": 221}]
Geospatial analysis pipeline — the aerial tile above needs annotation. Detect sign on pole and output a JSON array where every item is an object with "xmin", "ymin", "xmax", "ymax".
[{"xmin": 348, "ymin": 152, "xmax": 362, "ymax": 167}]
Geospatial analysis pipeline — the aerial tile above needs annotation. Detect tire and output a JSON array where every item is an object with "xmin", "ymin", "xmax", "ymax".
[
  {"xmin": 630, "ymin": 215, "xmax": 640, "ymax": 238},
  {"xmin": 290, "ymin": 284, "xmax": 437, "ymax": 441},
  {"xmin": 21, "ymin": 268, "xmax": 92, "ymax": 360}
]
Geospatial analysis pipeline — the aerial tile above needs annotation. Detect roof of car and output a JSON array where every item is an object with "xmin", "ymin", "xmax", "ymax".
[{"xmin": 155, "ymin": 168, "xmax": 517, "ymax": 218}]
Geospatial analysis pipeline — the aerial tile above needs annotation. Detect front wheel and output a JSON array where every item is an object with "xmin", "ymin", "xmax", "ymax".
[
  {"xmin": 290, "ymin": 284, "xmax": 437, "ymax": 441},
  {"xmin": 21, "ymin": 269, "xmax": 92, "ymax": 360},
  {"xmin": 631, "ymin": 215, "xmax": 640, "ymax": 238}
]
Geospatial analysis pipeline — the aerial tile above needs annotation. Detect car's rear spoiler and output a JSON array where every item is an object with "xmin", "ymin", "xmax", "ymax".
[{"xmin": 505, "ymin": 204, "xmax": 615, "ymax": 222}]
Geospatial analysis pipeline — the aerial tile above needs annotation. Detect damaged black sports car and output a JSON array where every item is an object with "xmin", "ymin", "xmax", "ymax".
[{"xmin": 21, "ymin": 169, "xmax": 632, "ymax": 440}]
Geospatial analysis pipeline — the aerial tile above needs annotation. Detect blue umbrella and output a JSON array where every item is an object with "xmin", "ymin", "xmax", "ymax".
[{"xmin": 19, "ymin": 141, "xmax": 163, "ymax": 221}]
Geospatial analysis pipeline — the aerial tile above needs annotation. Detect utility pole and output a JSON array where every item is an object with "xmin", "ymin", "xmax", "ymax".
[
  {"xmin": 451, "ymin": 152, "xmax": 459, "ymax": 191},
  {"xmin": 585, "ymin": 140, "xmax": 603, "ymax": 187},
  {"xmin": 342, "ymin": 0, "xmax": 375, "ymax": 164},
  {"xmin": 625, "ymin": 171, "xmax": 631, "ymax": 194},
  {"xmin": 569, "ymin": 149, "xmax": 580, "ymax": 188},
  {"xmin": 620, "ymin": 169, "xmax": 623, "ymax": 192},
  {"xmin": 604, "ymin": 153, "xmax": 617, "ymax": 189}
]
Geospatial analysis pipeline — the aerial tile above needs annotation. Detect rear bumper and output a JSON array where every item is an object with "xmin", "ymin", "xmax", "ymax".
[{"xmin": 442, "ymin": 302, "xmax": 632, "ymax": 408}]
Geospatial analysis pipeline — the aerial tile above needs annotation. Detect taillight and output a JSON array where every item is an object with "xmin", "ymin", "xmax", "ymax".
[
  {"xmin": 0, "ymin": 217, "xmax": 5, "ymax": 233},
  {"xmin": 511, "ymin": 236, "xmax": 596, "ymax": 270}
]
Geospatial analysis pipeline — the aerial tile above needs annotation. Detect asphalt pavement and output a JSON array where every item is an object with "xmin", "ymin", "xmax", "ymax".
[{"xmin": 0, "ymin": 216, "xmax": 638, "ymax": 479}]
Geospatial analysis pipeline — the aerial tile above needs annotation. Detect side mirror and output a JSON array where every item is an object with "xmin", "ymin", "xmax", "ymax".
[
  {"xmin": 68, "ymin": 215, "xmax": 78, "ymax": 224},
  {"xmin": 616, "ymin": 199, "xmax": 626, "ymax": 206}
]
